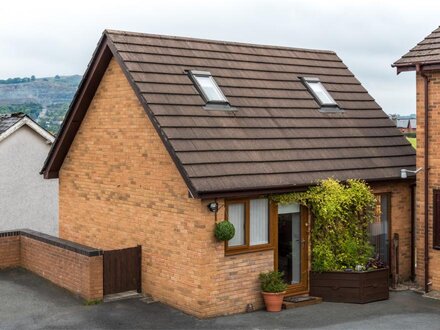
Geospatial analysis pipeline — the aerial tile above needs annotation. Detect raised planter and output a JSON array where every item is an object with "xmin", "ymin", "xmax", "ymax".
[{"xmin": 310, "ymin": 268, "xmax": 389, "ymax": 303}]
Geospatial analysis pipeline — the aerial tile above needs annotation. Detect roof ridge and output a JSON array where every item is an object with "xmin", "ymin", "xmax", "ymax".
[{"xmin": 104, "ymin": 29, "xmax": 337, "ymax": 55}]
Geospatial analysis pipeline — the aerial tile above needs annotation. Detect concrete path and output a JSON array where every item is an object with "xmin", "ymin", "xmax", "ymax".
[{"xmin": 1, "ymin": 268, "xmax": 440, "ymax": 329}]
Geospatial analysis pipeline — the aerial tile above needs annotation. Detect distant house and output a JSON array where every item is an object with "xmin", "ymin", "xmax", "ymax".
[
  {"xmin": 0, "ymin": 113, "xmax": 58, "ymax": 235},
  {"xmin": 42, "ymin": 30, "xmax": 415, "ymax": 317},
  {"xmin": 396, "ymin": 118, "xmax": 417, "ymax": 134}
]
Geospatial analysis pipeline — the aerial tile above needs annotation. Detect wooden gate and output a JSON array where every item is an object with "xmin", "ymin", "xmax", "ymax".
[{"xmin": 103, "ymin": 246, "xmax": 141, "ymax": 295}]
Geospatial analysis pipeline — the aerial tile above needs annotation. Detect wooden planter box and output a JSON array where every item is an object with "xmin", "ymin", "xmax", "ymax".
[{"xmin": 310, "ymin": 268, "xmax": 389, "ymax": 303}]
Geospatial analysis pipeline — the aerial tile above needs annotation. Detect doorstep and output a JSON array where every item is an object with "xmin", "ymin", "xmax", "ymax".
[
  {"xmin": 282, "ymin": 296, "xmax": 322, "ymax": 309},
  {"xmin": 103, "ymin": 290, "xmax": 142, "ymax": 302}
]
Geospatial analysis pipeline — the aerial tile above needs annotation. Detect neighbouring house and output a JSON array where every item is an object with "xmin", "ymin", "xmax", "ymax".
[
  {"xmin": 393, "ymin": 25, "xmax": 440, "ymax": 293},
  {"xmin": 41, "ymin": 30, "xmax": 416, "ymax": 317},
  {"xmin": 0, "ymin": 113, "xmax": 58, "ymax": 235},
  {"xmin": 396, "ymin": 118, "xmax": 417, "ymax": 134}
]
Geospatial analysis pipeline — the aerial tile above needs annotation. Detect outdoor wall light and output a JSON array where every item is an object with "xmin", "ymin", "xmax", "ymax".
[
  {"xmin": 207, "ymin": 202, "xmax": 219, "ymax": 212},
  {"xmin": 400, "ymin": 167, "xmax": 423, "ymax": 179}
]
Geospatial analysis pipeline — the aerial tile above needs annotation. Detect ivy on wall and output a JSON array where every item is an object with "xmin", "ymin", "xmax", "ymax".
[{"xmin": 271, "ymin": 178, "xmax": 376, "ymax": 272}]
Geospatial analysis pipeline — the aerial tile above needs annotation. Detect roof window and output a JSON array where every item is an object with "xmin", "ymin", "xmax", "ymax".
[
  {"xmin": 301, "ymin": 77, "xmax": 341, "ymax": 112},
  {"xmin": 189, "ymin": 70, "xmax": 229, "ymax": 105}
]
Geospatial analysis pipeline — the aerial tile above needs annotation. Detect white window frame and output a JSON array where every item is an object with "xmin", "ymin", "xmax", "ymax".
[
  {"xmin": 189, "ymin": 70, "xmax": 229, "ymax": 104},
  {"xmin": 301, "ymin": 77, "xmax": 341, "ymax": 110}
]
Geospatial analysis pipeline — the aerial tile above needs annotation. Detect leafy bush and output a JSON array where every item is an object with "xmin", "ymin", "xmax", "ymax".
[
  {"xmin": 259, "ymin": 271, "xmax": 288, "ymax": 293},
  {"xmin": 272, "ymin": 178, "xmax": 376, "ymax": 272},
  {"xmin": 214, "ymin": 220, "xmax": 235, "ymax": 241}
]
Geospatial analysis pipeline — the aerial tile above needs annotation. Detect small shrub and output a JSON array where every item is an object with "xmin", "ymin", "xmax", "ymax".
[
  {"xmin": 214, "ymin": 220, "xmax": 235, "ymax": 241},
  {"xmin": 259, "ymin": 271, "xmax": 288, "ymax": 293}
]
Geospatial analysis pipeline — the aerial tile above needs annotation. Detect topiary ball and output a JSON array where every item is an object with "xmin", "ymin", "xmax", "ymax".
[{"xmin": 214, "ymin": 221, "xmax": 235, "ymax": 241}]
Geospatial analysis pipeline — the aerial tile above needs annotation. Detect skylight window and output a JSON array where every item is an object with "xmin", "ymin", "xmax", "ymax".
[
  {"xmin": 189, "ymin": 71, "xmax": 228, "ymax": 104},
  {"xmin": 302, "ymin": 77, "xmax": 341, "ymax": 111}
]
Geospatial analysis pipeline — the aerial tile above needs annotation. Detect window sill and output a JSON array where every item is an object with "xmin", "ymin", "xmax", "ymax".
[{"xmin": 225, "ymin": 245, "xmax": 273, "ymax": 256}]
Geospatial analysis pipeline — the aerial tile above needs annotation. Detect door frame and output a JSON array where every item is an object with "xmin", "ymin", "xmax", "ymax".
[{"xmin": 274, "ymin": 205, "xmax": 309, "ymax": 296}]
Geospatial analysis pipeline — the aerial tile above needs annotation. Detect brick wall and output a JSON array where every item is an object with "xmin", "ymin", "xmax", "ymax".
[
  {"xmin": 370, "ymin": 181, "xmax": 413, "ymax": 280},
  {"xmin": 0, "ymin": 232, "xmax": 20, "ymax": 268},
  {"xmin": 415, "ymin": 70, "xmax": 440, "ymax": 290},
  {"xmin": 0, "ymin": 230, "xmax": 103, "ymax": 301}
]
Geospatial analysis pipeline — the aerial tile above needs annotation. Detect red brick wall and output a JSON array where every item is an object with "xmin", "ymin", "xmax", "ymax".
[
  {"xmin": 370, "ymin": 181, "xmax": 413, "ymax": 280},
  {"xmin": 416, "ymin": 70, "xmax": 440, "ymax": 290},
  {"xmin": 0, "ymin": 234, "xmax": 20, "ymax": 268},
  {"xmin": 0, "ymin": 231, "xmax": 103, "ymax": 301}
]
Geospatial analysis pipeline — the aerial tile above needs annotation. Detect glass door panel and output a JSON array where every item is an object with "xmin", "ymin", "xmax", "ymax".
[{"xmin": 278, "ymin": 204, "xmax": 301, "ymax": 285}]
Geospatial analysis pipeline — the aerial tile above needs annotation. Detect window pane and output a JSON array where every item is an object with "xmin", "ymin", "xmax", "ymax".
[
  {"xmin": 250, "ymin": 199, "xmax": 269, "ymax": 246},
  {"xmin": 308, "ymin": 81, "xmax": 336, "ymax": 105},
  {"xmin": 194, "ymin": 75, "xmax": 226, "ymax": 102},
  {"xmin": 228, "ymin": 203, "xmax": 245, "ymax": 246},
  {"xmin": 369, "ymin": 194, "xmax": 390, "ymax": 264}
]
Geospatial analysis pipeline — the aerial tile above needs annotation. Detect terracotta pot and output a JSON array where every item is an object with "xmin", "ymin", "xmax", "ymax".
[{"xmin": 261, "ymin": 291, "xmax": 286, "ymax": 312}]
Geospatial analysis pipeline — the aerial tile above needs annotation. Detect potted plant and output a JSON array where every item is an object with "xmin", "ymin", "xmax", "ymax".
[{"xmin": 259, "ymin": 270, "xmax": 288, "ymax": 312}]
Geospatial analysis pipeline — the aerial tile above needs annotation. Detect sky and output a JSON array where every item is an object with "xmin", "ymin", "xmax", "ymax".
[{"xmin": 1, "ymin": 0, "xmax": 439, "ymax": 115}]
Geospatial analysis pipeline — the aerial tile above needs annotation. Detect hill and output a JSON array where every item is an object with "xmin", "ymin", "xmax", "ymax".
[{"xmin": 0, "ymin": 75, "xmax": 81, "ymax": 134}]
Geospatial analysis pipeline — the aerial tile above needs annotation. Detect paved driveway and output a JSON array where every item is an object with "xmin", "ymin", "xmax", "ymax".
[{"xmin": 2, "ymin": 268, "xmax": 440, "ymax": 330}]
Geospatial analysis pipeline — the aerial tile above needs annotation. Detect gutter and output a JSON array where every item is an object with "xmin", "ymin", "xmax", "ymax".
[{"xmin": 417, "ymin": 63, "xmax": 430, "ymax": 293}]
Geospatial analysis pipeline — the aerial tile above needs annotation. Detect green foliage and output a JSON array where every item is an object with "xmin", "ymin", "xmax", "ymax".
[
  {"xmin": 84, "ymin": 299, "xmax": 102, "ymax": 305},
  {"xmin": 0, "ymin": 74, "xmax": 81, "ymax": 134},
  {"xmin": 0, "ymin": 102, "xmax": 42, "ymax": 119},
  {"xmin": 0, "ymin": 77, "xmax": 32, "ymax": 84},
  {"xmin": 271, "ymin": 178, "xmax": 376, "ymax": 272},
  {"xmin": 259, "ymin": 271, "xmax": 288, "ymax": 293},
  {"xmin": 214, "ymin": 220, "xmax": 235, "ymax": 241},
  {"xmin": 407, "ymin": 137, "xmax": 416, "ymax": 148}
]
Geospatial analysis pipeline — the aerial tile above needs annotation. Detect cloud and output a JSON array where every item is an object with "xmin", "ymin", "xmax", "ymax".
[{"xmin": 0, "ymin": 0, "xmax": 438, "ymax": 114}]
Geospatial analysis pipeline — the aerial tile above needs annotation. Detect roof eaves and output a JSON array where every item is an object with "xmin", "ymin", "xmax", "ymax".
[{"xmin": 196, "ymin": 176, "xmax": 415, "ymax": 200}]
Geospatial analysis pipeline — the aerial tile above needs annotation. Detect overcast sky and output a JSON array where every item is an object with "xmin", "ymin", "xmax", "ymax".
[{"xmin": 1, "ymin": 0, "xmax": 439, "ymax": 115}]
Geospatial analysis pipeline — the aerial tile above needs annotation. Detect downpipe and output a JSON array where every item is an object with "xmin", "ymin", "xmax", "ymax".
[{"xmin": 417, "ymin": 64, "xmax": 430, "ymax": 293}]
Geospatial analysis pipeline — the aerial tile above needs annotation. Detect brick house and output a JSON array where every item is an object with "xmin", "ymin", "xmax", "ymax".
[
  {"xmin": 393, "ymin": 25, "xmax": 440, "ymax": 293},
  {"xmin": 42, "ymin": 30, "xmax": 415, "ymax": 317}
]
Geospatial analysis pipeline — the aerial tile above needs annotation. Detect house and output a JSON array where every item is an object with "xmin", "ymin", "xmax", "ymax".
[
  {"xmin": 393, "ymin": 25, "xmax": 440, "ymax": 293},
  {"xmin": 396, "ymin": 118, "xmax": 417, "ymax": 134},
  {"xmin": 41, "ymin": 30, "xmax": 416, "ymax": 317},
  {"xmin": 0, "ymin": 113, "xmax": 58, "ymax": 235}
]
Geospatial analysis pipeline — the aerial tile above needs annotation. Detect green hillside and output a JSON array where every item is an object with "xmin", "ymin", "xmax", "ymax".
[{"xmin": 0, "ymin": 75, "xmax": 81, "ymax": 134}]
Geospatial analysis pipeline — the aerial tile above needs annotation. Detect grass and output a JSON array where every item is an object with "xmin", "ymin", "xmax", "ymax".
[{"xmin": 407, "ymin": 137, "xmax": 416, "ymax": 148}]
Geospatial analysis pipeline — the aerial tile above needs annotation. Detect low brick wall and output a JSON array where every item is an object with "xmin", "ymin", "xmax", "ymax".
[
  {"xmin": 0, "ymin": 231, "xmax": 20, "ymax": 268},
  {"xmin": 0, "ymin": 229, "xmax": 103, "ymax": 301}
]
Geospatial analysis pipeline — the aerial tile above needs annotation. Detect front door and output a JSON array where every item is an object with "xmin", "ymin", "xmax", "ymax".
[{"xmin": 275, "ymin": 203, "xmax": 308, "ymax": 295}]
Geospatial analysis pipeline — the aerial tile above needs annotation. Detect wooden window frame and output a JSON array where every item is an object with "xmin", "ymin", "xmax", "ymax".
[
  {"xmin": 433, "ymin": 190, "xmax": 440, "ymax": 250},
  {"xmin": 225, "ymin": 198, "xmax": 275, "ymax": 255}
]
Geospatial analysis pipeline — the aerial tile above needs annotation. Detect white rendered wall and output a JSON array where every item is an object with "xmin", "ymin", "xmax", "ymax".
[{"xmin": 0, "ymin": 126, "xmax": 58, "ymax": 235}]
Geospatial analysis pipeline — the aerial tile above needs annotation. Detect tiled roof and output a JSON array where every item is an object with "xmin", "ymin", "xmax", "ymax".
[
  {"xmin": 394, "ymin": 26, "xmax": 440, "ymax": 67},
  {"xmin": 43, "ymin": 30, "xmax": 415, "ymax": 197},
  {"xmin": 0, "ymin": 113, "xmax": 25, "ymax": 134}
]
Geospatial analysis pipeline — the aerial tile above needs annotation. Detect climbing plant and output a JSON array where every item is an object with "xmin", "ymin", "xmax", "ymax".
[{"xmin": 271, "ymin": 178, "xmax": 376, "ymax": 272}]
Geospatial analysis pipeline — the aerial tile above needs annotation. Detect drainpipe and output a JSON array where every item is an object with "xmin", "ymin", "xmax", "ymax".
[{"xmin": 417, "ymin": 63, "xmax": 430, "ymax": 293}]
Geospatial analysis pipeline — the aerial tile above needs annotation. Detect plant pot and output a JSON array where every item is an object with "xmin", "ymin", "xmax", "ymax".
[{"xmin": 261, "ymin": 291, "xmax": 286, "ymax": 312}]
